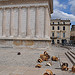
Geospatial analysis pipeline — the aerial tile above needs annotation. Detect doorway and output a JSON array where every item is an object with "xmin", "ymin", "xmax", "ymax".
[{"xmin": 52, "ymin": 39, "xmax": 55, "ymax": 44}]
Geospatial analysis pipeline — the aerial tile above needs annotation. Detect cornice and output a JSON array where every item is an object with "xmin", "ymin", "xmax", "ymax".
[
  {"xmin": 0, "ymin": 0, "xmax": 53, "ymax": 14},
  {"xmin": 49, "ymin": 0, "xmax": 53, "ymax": 14},
  {"xmin": 0, "ymin": 5, "xmax": 48, "ymax": 9}
]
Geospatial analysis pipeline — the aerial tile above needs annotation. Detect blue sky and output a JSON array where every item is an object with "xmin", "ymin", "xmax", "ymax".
[{"xmin": 51, "ymin": 0, "xmax": 75, "ymax": 28}]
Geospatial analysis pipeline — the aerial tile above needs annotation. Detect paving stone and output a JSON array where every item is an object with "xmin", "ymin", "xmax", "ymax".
[{"xmin": 0, "ymin": 46, "xmax": 74, "ymax": 75}]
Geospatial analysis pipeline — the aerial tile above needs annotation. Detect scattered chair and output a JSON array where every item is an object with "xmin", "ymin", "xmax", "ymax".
[
  {"xmin": 46, "ymin": 62, "xmax": 52, "ymax": 66},
  {"xmin": 40, "ymin": 51, "xmax": 50, "ymax": 61},
  {"xmin": 37, "ymin": 58, "xmax": 43, "ymax": 63},
  {"xmin": 61, "ymin": 62, "xmax": 69, "ymax": 71},
  {"xmin": 72, "ymin": 65, "xmax": 75, "ymax": 73},
  {"xmin": 43, "ymin": 69, "xmax": 55, "ymax": 75},
  {"xmin": 35, "ymin": 64, "xmax": 42, "ymax": 68},
  {"xmin": 61, "ymin": 62, "xmax": 68, "ymax": 67},
  {"xmin": 61, "ymin": 66, "xmax": 69, "ymax": 71},
  {"xmin": 43, "ymin": 73, "xmax": 49, "ymax": 75},
  {"xmin": 51, "ymin": 56, "xmax": 59, "ymax": 61},
  {"xmin": 40, "ymin": 55, "xmax": 48, "ymax": 61}
]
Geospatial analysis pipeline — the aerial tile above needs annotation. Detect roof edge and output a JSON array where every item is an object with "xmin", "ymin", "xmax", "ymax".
[{"xmin": 49, "ymin": 0, "xmax": 53, "ymax": 14}]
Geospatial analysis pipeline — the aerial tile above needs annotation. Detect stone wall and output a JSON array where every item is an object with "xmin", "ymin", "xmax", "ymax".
[
  {"xmin": 0, "ymin": 40, "xmax": 51, "ymax": 48},
  {"xmin": 0, "ymin": 3, "xmax": 51, "ymax": 48}
]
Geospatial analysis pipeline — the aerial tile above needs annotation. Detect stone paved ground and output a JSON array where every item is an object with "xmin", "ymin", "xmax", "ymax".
[{"xmin": 0, "ymin": 45, "xmax": 75, "ymax": 75}]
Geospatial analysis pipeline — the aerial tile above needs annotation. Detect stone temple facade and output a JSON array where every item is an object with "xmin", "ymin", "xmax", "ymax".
[{"xmin": 0, "ymin": 0, "xmax": 53, "ymax": 48}]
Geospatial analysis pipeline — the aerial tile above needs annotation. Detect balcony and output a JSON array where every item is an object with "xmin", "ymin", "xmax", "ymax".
[
  {"xmin": 50, "ymin": 36, "xmax": 57, "ymax": 39},
  {"xmin": 50, "ymin": 23, "xmax": 71, "ymax": 26},
  {"xmin": 70, "ymin": 36, "xmax": 75, "ymax": 40}
]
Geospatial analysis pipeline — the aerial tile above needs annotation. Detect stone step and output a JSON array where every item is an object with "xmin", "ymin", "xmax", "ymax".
[
  {"xmin": 70, "ymin": 51, "xmax": 75, "ymax": 55},
  {"xmin": 59, "ymin": 53, "xmax": 72, "ymax": 68},
  {"xmin": 65, "ymin": 52, "xmax": 75, "ymax": 65},
  {"xmin": 67, "ymin": 51, "xmax": 75, "ymax": 59}
]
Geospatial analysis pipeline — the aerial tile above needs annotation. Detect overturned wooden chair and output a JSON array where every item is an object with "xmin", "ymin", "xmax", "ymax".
[
  {"xmin": 44, "ymin": 51, "xmax": 50, "ymax": 59},
  {"xmin": 37, "ymin": 58, "xmax": 43, "ymax": 63},
  {"xmin": 40, "ymin": 54, "xmax": 48, "ymax": 61},
  {"xmin": 51, "ymin": 56, "xmax": 59, "ymax": 61},
  {"xmin": 61, "ymin": 62, "xmax": 69, "ymax": 71},
  {"xmin": 43, "ymin": 69, "xmax": 55, "ymax": 75},
  {"xmin": 40, "ymin": 51, "xmax": 50, "ymax": 61},
  {"xmin": 35, "ymin": 64, "xmax": 42, "ymax": 68},
  {"xmin": 72, "ymin": 65, "xmax": 75, "ymax": 73}
]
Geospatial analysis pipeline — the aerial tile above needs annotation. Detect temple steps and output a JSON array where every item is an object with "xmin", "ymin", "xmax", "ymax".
[
  {"xmin": 59, "ymin": 53, "xmax": 72, "ymax": 68},
  {"xmin": 70, "ymin": 51, "xmax": 75, "ymax": 55},
  {"xmin": 65, "ymin": 51, "xmax": 75, "ymax": 65},
  {"xmin": 67, "ymin": 51, "xmax": 75, "ymax": 59}
]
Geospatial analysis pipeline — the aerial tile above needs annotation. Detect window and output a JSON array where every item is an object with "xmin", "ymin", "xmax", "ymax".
[
  {"xmin": 58, "ymin": 26, "xmax": 60, "ymax": 30},
  {"xmin": 63, "ymin": 22, "xmax": 65, "ymax": 24},
  {"xmin": 58, "ymin": 22, "xmax": 59, "ymax": 24},
  {"xmin": 52, "ymin": 39, "xmax": 55, "ymax": 44},
  {"xmin": 52, "ymin": 32, "xmax": 54, "ymax": 37},
  {"xmin": 57, "ymin": 40, "xmax": 60, "ymax": 44},
  {"xmin": 52, "ymin": 26, "xmax": 54, "ymax": 30},
  {"xmin": 57, "ymin": 32, "xmax": 60, "ymax": 38},
  {"xmin": 63, "ymin": 26, "xmax": 65, "ymax": 30},
  {"xmin": 63, "ymin": 33, "xmax": 65, "ymax": 38},
  {"xmin": 53, "ymin": 22, "xmax": 54, "ymax": 24}
]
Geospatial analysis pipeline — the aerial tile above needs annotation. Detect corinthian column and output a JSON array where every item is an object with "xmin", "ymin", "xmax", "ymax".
[
  {"xmin": 2, "ymin": 9, "xmax": 6, "ymax": 37},
  {"xmin": 45, "ymin": 7, "xmax": 50, "ymax": 39},
  {"xmin": 18, "ymin": 7, "xmax": 22, "ymax": 37},
  {"xmin": 26, "ymin": 8, "xmax": 30, "ymax": 37},
  {"xmin": 10, "ymin": 8, "xmax": 14, "ymax": 37},
  {"xmin": 35, "ymin": 7, "xmax": 39, "ymax": 38}
]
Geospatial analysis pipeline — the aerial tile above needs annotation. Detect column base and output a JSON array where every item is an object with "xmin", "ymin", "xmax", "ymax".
[{"xmin": 0, "ymin": 39, "xmax": 51, "ymax": 49}]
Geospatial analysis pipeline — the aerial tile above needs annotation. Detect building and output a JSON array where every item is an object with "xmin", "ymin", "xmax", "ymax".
[
  {"xmin": 0, "ymin": 0, "xmax": 53, "ymax": 48},
  {"xmin": 70, "ymin": 25, "xmax": 75, "ymax": 44},
  {"xmin": 50, "ymin": 19, "xmax": 71, "ymax": 44}
]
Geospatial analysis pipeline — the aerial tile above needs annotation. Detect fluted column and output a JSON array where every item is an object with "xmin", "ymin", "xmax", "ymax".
[
  {"xmin": 45, "ymin": 8, "xmax": 50, "ymax": 39},
  {"xmin": 35, "ymin": 8, "xmax": 37, "ymax": 37},
  {"xmin": 44, "ymin": 7, "xmax": 46, "ymax": 38},
  {"xmin": 27, "ymin": 8, "xmax": 30, "ymax": 37},
  {"xmin": 10, "ymin": 8, "xmax": 14, "ymax": 37},
  {"xmin": 35, "ymin": 7, "xmax": 39, "ymax": 38},
  {"xmin": 0, "ymin": 9, "xmax": 2, "ymax": 37},
  {"xmin": 18, "ymin": 7, "xmax": 22, "ymax": 37},
  {"xmin": 2, "ymin": 9, "xmax": 6, "ymax": 37}
]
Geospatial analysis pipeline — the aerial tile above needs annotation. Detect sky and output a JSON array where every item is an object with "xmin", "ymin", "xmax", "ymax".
[{"xmin": 51, "ymin": 0, "xmax": 75, "ymax": 28}]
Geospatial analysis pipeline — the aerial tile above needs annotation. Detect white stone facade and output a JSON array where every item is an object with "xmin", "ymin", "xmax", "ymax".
[
  {"xmin": 0, "ymin": 0, "xmax": 53, "ymax": 48},
  {"xmin": 0, "ymin": 4, "xmax": 50, "ymax": 40}
]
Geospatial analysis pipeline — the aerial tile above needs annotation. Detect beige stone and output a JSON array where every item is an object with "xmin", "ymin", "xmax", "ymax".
[
  {"xmin": 0, "ymin": 0, "xmax": 53, "ymax": 48},
  {"xmin": 50, "ymin": 19, "xmax": 70, "ymax": 44}
]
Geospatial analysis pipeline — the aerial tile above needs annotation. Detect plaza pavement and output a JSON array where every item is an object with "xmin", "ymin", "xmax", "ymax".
[{"xmin": 0, "ymin": 45, "xmax": 74, "ymax": 75}]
